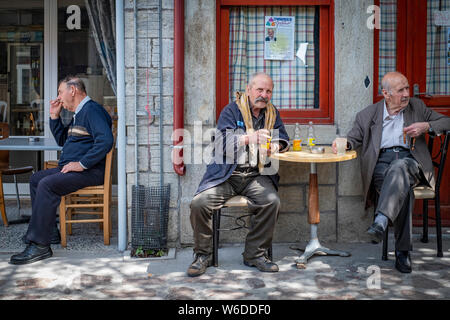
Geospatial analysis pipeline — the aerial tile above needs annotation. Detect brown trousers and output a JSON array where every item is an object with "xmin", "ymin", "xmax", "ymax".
[{"xmin": 190, "ymin": 171, "xmax": 280, "ymax": 260}]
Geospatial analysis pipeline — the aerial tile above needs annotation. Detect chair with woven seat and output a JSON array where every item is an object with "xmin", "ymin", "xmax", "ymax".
[
  {"xmin": 0, "ymin": 123, "xmax": 34, "ymax": 226},
  {"xmin": 382, "ymin": 130, "xmax": 450, "ymax": 260},
  {"xmin": 212, "ymin": 195, "xmax": 273, "ymax": 267},
  {"xmin": 58, "ymin": 136, "xmax": 116, "ymax": 247}
]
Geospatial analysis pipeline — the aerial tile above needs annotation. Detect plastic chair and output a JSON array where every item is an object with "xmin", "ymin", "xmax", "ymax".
[
  {"xmin": 0, "ymin": 123, "xmax": 34, "ymax": 226},
  {"xmin": 58, "ymin": 135, "xmax": 116, "ymax": 247},
  {"xmin": 212, "ymin": 195, "xmax": 273, "ymax": 267},
  {"xmin": 382, "ymin": 130, "xmax": 450, "ymax": 259}
]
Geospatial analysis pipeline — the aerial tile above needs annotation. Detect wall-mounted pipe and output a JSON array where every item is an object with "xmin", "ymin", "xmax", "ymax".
[{"xmin": 173, "ymin": 0, "xmax": 186, "ymax": 176}]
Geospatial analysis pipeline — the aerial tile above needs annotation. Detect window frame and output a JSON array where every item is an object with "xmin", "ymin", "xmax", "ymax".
[
  {"xmin": 216, "ymin": 0, "xmax": 335, "ymax": 124},
  {"xmin": 374, "ymin": 0, "xmax": 450, "ymax": 110}
]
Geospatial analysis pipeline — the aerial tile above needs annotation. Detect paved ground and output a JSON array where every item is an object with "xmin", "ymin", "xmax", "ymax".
[
  {"xmin": 1, "ymin": 229, "xmax": 449, "ymax": 301},
  {"xmin": 1, "ymin": 202, "xmax": 449, "ymax": 302}
]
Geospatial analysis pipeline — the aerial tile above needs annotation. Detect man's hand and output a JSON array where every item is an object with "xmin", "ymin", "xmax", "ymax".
[
  {"xmin": 403, "ymin": 122, "xmax": 430, "ymax": 138},
  {"xmin": 60, "ymin": 162, "xmax": 84, "ymax": 174},
  {"xmin": 267, "ymin": 142, "xmax": 280, "ymax": 156},
  {"xmin": 331, "ymin": 139, "xmax": 338, "ymax": 154},
  {"xmin": 248, "ymin": 129, "xmax": 271, "ymax": 145},
  {"xmin": 50, "ymin": 98, "xmax": 63, "ymax": 119}
]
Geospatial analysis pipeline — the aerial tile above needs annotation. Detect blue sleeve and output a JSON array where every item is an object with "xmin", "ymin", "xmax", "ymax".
[
  {"xmin": 213, "ymin": 104, "xmax": 245, "ymax": 164},
  {"xmin": 79, "ymin": 107, "xmax": 114, "ymax": 169},
  {"xmin": 50, "ymin": 118, "xmax": 70, "ymax": 146}
]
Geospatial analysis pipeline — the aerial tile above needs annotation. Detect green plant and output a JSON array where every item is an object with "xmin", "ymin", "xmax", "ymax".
[{"xmin": 134, "ymin": 246, "xmax": 144, "ymax": 256}]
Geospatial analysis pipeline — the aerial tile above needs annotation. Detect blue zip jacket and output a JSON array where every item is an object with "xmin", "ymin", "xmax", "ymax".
[
  {"xmin": 50, "ymin": 100, "xmax": 113, "ymax": 170},
  {"xmin": 195, "ymin": 101, "xmax": 290, "ymax": 195}
]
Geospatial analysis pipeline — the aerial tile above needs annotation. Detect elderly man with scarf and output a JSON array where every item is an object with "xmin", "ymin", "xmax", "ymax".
[{"xmin": 187, "ymin": 72, "xmax": 290, "ymax": 277}]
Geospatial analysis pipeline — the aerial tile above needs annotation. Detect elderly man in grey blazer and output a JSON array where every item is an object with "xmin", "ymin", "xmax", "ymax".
[{"xmin": 332, "ymin": 71, "xmax": 450, "ymax": 273}]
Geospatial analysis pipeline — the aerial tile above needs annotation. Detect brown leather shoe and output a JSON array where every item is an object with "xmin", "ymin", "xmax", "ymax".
[
  {"xmin": 243, "ymin": 256, "xmax": 279, "ymax": 272},
  {"xmin": 187, "ymin": 253, "xmax": 212, "ymax": 277}
]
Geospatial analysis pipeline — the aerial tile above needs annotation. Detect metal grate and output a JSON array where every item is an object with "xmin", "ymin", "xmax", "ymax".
[{"xmin": 131, "ymin": 184, "xmax": 170, "ymax": 250}]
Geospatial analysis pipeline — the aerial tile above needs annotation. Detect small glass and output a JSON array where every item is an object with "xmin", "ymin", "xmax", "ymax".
[{"xmin": 335, "ymin": 137, "xmax": 347, "ymax": 155}]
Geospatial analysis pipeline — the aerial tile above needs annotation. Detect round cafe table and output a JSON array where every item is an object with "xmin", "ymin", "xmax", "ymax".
[{"xmin": 271, "ymin": 146, "xmax": 357, "ymax": 268}]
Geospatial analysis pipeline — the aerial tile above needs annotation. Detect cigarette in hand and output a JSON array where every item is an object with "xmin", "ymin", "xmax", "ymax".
[
  {"xmin": 403, "ymin": 132, "xmax": 406, "ymax": 144},
  {"xmin": 411, "ymin": 138, "xmax": 416, "ymax": 151}
]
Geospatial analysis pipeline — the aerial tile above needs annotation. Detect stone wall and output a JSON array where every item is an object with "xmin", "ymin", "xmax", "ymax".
[{"xmin": 125, "ymin": 0, "xmax": 377, "ymax": 249}]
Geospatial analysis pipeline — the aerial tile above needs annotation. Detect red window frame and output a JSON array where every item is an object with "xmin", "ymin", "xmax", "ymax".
[
  {"xmin": 374, "ymin": 0, "xmax": 450, "ymax": 111},
  {"xmin": 216, "ymin": 0, "xmax": 335, "ymax": 124}
]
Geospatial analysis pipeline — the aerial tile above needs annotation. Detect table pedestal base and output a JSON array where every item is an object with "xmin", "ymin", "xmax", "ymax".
[{"xmin": 293, "ymin": 224, "xmax": 351, "ymax": 268}]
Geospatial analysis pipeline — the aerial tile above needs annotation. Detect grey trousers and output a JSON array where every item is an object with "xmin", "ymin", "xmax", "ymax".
[
  {"xmin": 190, "ymin": 171, "xmax": 281, "ymax": 260},
  {"xmin": 373, "ymin": 149, "xmax": 424, "ymax": 251}
]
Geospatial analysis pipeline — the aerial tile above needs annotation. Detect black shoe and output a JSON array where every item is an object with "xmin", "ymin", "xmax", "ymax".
[
  {"xmin": 10, "ymin": 243, "xmax": 53, "ymax": 265},
  {"xmin": 244, "ymin": 256, "xmax": 279, "ymax": 272},
  {"xmin": 395, "ymin": 250, "xmax": 412, "ymax": 273},
  {"xmin": 187, "ymin": 253, "xmax": 212, "ymax": 277},
  {"xmin": 22, "ymin": 226, "xmax": 61, "ymax": 245},
  {"xmin": 367, "ymin": 221, "xmax": 385, "ymax": 244}
]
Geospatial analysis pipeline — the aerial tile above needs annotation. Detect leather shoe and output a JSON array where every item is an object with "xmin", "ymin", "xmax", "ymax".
[
  {"xmin": 367, "ymin": 221, "xmax": 385, "ymax": 244},
  {"xmin": 10, "ymin": 243, "xmax": 53, "ymax": 265},
  {"xmin": 22, "ymin": 225, "xmax": 61, "ymax": 245},
  {"xmin": 395, "ymin": 250, "xmax": 412, "ymax": 273},
  {"xmin": 244, "ymin": 256, "xmax": 279, "ymax": 272},
  {"xmin": 187, "ymin": 253, "xmax": 212, "ymax": 277}
]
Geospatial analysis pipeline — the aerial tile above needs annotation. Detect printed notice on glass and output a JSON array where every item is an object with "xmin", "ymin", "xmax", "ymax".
[{"xmin": 264, "ymin": 16, "xmax": 295, "ymax": 60}]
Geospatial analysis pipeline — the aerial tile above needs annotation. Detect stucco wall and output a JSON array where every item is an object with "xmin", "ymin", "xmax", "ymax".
[{"xmin": 125, "ymin": 0, "xmax": 377, "ymax": 249}]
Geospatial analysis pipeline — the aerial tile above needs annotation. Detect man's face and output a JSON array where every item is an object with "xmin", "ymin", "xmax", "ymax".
[
  {"xmin": 57, "ymin": 83, "xmax": 76, "ymax": 112},
  {"xmin": 247, "ymin": 75, "xmax": 273, "ymax": 110},
  {"xmin": 383, "ymin": 76, "xmax": 410, "ymax": 112}
]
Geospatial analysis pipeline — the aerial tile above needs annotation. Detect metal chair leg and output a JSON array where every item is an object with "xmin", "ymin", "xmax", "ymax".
[
  {"xmin": 435, "ymin": 196, "xmax": 443, "ymax": 257},
  {"xmin": 421, "ymin": 199, "xmax": 429, "ymax": 243},
  {"xmin": 13, "ymin": 174, "xmax": 20, "ymax": 210},
  {"xmin": 212, "ymin": 209, "xmax": 220, "ymax": 267},
  {"xmin": 382, "ymin": 226, "xmax": 389, "ymax": 261}
]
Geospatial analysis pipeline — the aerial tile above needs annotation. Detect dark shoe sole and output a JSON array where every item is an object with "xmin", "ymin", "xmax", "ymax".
[
  {"xmin": 395, "ymin": 262, "xmax": 412, "ymax": 273},
  {"xmin": 367, "ymin": 227, "xmax": 383, "ymax": 244},
  {"xmin": 243, "ymin": 260, "xmax": 279, "ymax": 272},
  {"xmin": 10, "ymin": 251, "xmax": 53, "ymax": 265}
]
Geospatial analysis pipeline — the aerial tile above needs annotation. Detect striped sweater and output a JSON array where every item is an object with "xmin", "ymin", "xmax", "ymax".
[{"xmin": 50, "ymin": 100, "xmax": 113, "ymax": 170}]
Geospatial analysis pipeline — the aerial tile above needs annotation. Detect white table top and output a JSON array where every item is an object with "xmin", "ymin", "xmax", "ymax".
[{"xmin": 0, "ymin": 137, "xmax": 62, "ymax": 151}]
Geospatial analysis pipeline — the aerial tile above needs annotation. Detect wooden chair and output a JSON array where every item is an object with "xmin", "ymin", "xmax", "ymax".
[
  {"xmin": 0, "ymin": 123, "xmax": 34, "ymax": 226},
  {"xmin": 44, "ymin": 160, "xmax": 59, "ymax": 170},
  {"xmin": 382, "ymin": 130, "xmax": 450, "ymax": 259},
  {"xmin": 212, "ymin": 195, "xmax": 273, "ymax": 267},
  {"xmin": 58, "ymin": 139, "xmax": 115, "ymax": 247}
]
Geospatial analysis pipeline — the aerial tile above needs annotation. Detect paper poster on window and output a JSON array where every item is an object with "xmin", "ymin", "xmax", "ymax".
[{"xmin": 264, "ymin": 16, "xmax": 295, "ymax": 61}]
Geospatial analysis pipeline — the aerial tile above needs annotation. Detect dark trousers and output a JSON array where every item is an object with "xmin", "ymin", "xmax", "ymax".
[
  {"xmin": 25, "ymin": 166, "xmax": 104, "ymax": 246},
  {"xmin": 190, "ymin": 171, "xmax": 280, "ymax": 260},
  {"xmin": 373, "ymin": 149, "xmax": 424, "ymax": 251}
]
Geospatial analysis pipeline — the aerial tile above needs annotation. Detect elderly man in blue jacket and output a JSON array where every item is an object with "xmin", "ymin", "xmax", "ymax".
[
  {"xmin": 10, "ymin": 76, "xmax": 113, "ymax": 265},
  {"xmin": 188, "ymin": 72, "xmax": 290, "ymax": 277}
]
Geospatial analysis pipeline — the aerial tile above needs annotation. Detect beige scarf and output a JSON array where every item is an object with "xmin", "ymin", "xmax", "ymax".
[{"xmin": 235, "ymin": 92, "xmax": 276, "ymax": 172}]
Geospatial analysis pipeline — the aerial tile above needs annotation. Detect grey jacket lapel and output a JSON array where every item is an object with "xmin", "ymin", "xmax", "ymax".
[{"xmin": 370, "ymin": 100, "xmax": 384, "ymax": 153}]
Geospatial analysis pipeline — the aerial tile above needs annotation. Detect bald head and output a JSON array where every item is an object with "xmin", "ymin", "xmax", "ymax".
[
  {"xmin": 381, "ymin": 72, "xmax": 410, "ymax": 114},
  {"xmin": 381, "ymin": 72, "xmax": 408, "ymax": 94}
]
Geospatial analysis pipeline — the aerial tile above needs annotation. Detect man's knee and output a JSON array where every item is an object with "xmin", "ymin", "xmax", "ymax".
[
  {"xmin": 190, "ymin": 193, "xmax": 210, "ymax": 215},
  {"xmin": 265, "ymin": 192, "xmax": 281, "ymax": 210},
  {"xmin": 387, "ymin": 159, "xmax": 409, "ymax": 173}
]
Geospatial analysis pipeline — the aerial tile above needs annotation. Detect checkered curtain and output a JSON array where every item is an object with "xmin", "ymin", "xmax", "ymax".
[
  {"xmin": 229, "ymin": 6, "xmax": 316, "ymax": 110},
  {"xmin": 378, "ymin": 0, "xmax": 397, "ymax": 94},
  {"xmin": 427, "ymin": 0, "xmax": 450, "ymax": 95}
]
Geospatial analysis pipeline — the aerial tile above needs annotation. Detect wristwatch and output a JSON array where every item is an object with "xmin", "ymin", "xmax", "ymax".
[{"xmin": 428, "ymin": 122, "xmax": 434, "ymax": 133}]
